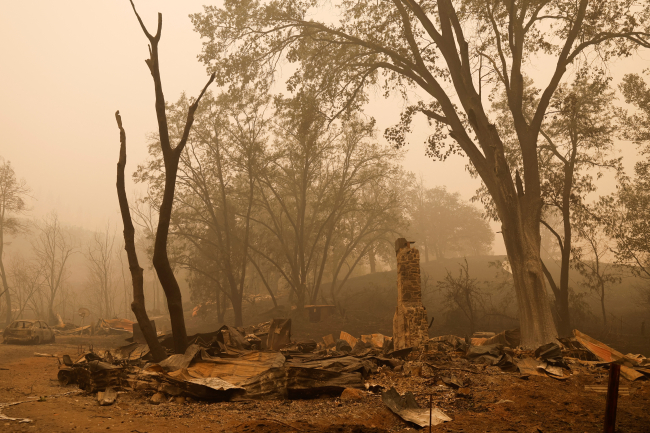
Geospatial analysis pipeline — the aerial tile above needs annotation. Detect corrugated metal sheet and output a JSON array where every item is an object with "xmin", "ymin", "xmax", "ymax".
[{"xmin": 573, "ymin": 330, "xmax": 624, "ymax": 362}]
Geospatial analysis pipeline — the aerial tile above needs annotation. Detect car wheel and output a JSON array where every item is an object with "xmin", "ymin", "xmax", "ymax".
[{"xmin": 33, "ymin": 336, "xmax": 41, "ymax": 345}]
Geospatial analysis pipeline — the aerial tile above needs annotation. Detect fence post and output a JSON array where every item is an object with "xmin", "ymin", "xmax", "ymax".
[{"xmin": 604, "ymin": 363, "xmax": 621, "ymax": 433}]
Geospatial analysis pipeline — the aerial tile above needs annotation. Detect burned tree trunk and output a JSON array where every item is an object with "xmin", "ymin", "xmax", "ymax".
[
  {"xmin": 114, "ymin": 111, "xmax": 167, "ymax": 363},
  {"xmin": 128, "ymin": 0, "xmax": 215, "ymax": 353}
]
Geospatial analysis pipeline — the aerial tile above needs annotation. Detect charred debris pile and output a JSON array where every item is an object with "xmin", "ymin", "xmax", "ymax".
[
  {"xmin": 54, "ymin": 238, "xmax": 650, "ymax": 429},
  {"xmin": 55, "ymin": 320, "xmax": 650, "ymax": 428},
  {"xmin": 57, "ymin": 318, "xmax": 402, "ymax": 402}
]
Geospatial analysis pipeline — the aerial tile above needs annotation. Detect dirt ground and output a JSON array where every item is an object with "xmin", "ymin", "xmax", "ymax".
[{"xmin": 1, "ymin": 335, "xmax": 650, "ymax": 433}]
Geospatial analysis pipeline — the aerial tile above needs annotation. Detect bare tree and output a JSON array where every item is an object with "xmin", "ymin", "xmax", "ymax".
[
  {"xmin": 116, "ymin": 241, "xmax": 132, "ymax": 319},
  {"xmin": 573, "ymin": 215, "xmax": 621, "ymax": 330},
  {"xmin": 490, "ymin": 70, "xmax": 620, "ymax": 337},
  {"xmin": 7, "ymin": 254, "xmax": 42, "ymax": 320},
  {"xmin": 85, "ymin": 224, "xmax": 118, "ymax": 319},
  {"xmin": 438, "ymin": 258, "xmax": 486, "ymax": 335},
  {"xmin": 126, "ymin": 0, "xmax": 215, "ymax": 353},
  {"xmin": 31, "ymin": 213, "xmax": 75, "ymax": 324},
  {"xmin": 131, "ymin": 196, "xmax": 167, "ymax": 314},
  {"xmin": 0, "ymin": 158, "xmax": 30, "ymax": 325}
]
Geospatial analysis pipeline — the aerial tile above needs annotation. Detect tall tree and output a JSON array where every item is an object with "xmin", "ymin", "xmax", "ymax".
[
  {"xmin": 85, "ymin": 225, "xmax": 118, "ymax": 319},
  {"xmin": 327, "ymin": 174, "xmax": 405, "ymax": 303},
  {"xmin": 489, "ymin": 70, "xmax": 620, "ymax": 336},
  {"xmin": 126, "ymin": 0, "xmax": 215, "ymax": 353},
  {"xmin": 194, "ymin": 0, "xmax": 650, "ymax": 347},
  {"xmin": 7, "ymin": 255, "xmax": 42, "ymax": 320},
  {"xmin": 31, "ymin": 213, "xmax": 75, "ymax": 325},
  {"xmin": 136, "ymin": 87, "xmax": 269, "ymax": 327},
  {"xmin": 252, "ymin": 93, "xmax": 403, "ymax": 308},
  {"xmin": 572, "ymin": 212, "xmax": 620, "ymax": 330},
  {"xmin": 408, "ymin": 184, "xmax": 493, "ymax": 260},
  {"xmin": 130, "ymin": 196, "xmax": 174, "ymax": 315},
  {"xmin": 0, "ymin": 158, "xmax": 29, "ymax": 325},
  {"xmin": 600, "ymin": 72, "xmax": 650, "ymax": 306}
]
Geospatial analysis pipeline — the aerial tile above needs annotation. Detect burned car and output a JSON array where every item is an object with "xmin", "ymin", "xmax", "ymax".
[{"xmin": 2, "ymin": 320, "xmax": 55, "ymax": 344}]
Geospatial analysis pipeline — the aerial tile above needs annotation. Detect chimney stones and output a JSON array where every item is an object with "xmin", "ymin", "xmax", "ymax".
[{"xmin": 392, "ymin": 238, "xmax": 429, "ymax": 350}]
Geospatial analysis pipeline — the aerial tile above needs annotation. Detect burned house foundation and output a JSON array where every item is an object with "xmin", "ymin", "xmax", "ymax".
[{"xmin": 392, "ymin": 238, "xmax": 429, "ymax": 350}]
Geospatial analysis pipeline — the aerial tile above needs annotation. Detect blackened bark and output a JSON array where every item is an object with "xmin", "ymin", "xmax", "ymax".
[
  {"xmin": 129, "ymin": 0, "xmax": 215, "ymax": 353},
  {"xmin": 114, "ymin": 111, "xmax": 167, "ymax": 363}
]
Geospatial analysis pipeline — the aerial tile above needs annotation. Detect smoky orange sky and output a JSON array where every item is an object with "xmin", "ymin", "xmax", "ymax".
[{"xmin": 1, "ymin": 1, "xmax": 648, "ymax": 256}]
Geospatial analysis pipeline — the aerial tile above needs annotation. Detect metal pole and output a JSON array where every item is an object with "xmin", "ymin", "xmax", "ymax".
[
  {"xmin": 604, "ymin": 363, "xmax": 621, "ymax": 433},
  {"xmin": 429, "ymin": 394, "xmax": 432, "ymax": 433}
]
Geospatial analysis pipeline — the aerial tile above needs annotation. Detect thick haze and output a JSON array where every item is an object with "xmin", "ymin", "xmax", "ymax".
[{"xmin": 1, "ymin": 1, "xmax": 648, "ymax": 256}]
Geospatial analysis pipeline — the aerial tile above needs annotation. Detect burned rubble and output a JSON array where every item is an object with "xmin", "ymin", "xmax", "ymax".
[
  {"xmin": 51, "ymin": 318, "xmax": 650, "ymax": 429},
  {"xmin": 50, "ymin": 238, "xmax": 650, "ymax": 431}
]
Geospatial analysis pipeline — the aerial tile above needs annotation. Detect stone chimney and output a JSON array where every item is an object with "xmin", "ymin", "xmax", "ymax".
[{"xmin": 392, "ymin": 238, "xmax": 429, "ymax": 350}]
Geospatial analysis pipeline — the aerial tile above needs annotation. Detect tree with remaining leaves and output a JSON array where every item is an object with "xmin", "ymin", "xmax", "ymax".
[
  {"xmin": 408, "ymin": 182, "xmax": 493, "ymax": 261},
  {"xmin": 251, "ymin": 93, "xmax": 404, "ymax": 308},
  {"xmin": 136, "ymin": 87, "xmax": 269, "ymax": 327},
  {"xmin": 599, "ymin": 72, "xmax": 650, "ymax": 309},
  {"xmin": 488, "ymin": 70, "xmax": 620, "ymax": 336},
  {"xmin": 124, "ymin": 0, "xmax": 215, "ymax": 354},
  {"xmin": 326, "ymin": 174, "xmax": 406, "ymax": 304},
  {"xmin": 192, "ymin": 0, "xmax": 650, "ymax": 346},
  {"xmin": 0, "ymin": 158, "xmax": 30, "ymax": 325}
]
